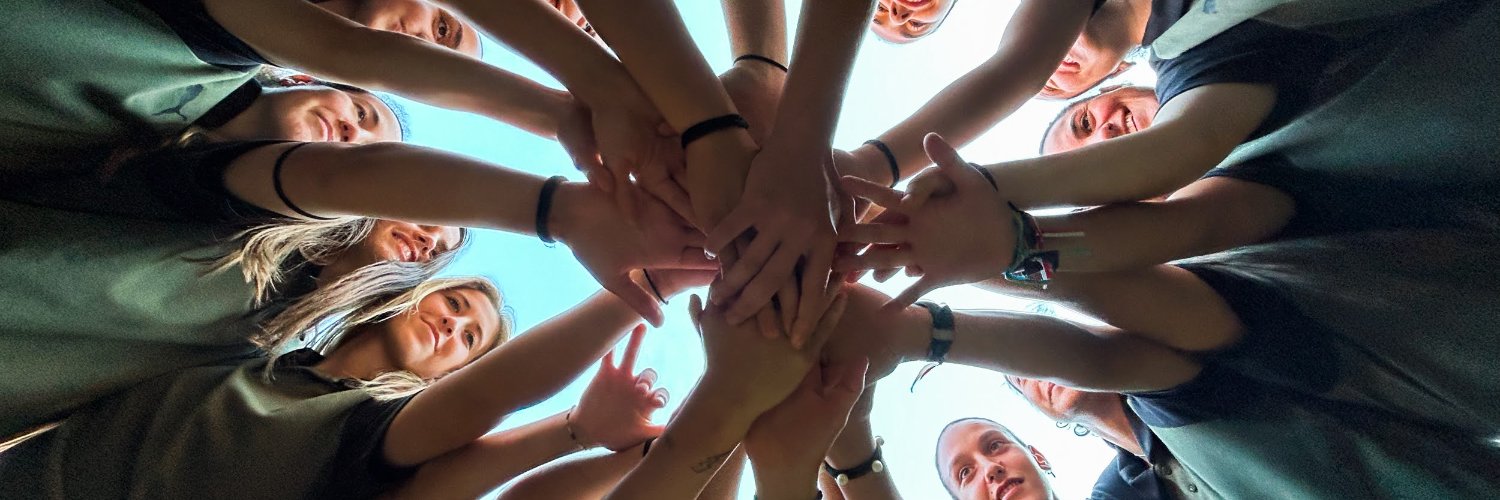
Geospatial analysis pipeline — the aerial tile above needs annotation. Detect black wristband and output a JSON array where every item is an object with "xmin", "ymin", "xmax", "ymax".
[
  {"xmin": 864, "ymin": 139, "xmax": 901, "ymax": 188},
  {"xmin": 680, "ymin": 114, "xmax": 749, "ymax": 149},
  {"xmin": 642, "ymin": 270, "xmax": 667, "ymax": 304},
  {"xmin": 915, "ymin": 301, "xmax": 955, "ymax": 363},
  {"xmin": 823, "ymin": 436, "xmax": 886, "ymax": 486},
  {"xmin": 734, "ymin": 53, "xmax": 788, "ymax": 72},
  {"xmin": 535, "ymin": 176, "xmax": 567, "ymax": 244}
]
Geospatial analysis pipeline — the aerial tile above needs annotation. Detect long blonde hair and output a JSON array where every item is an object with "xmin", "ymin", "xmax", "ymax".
[{"xmin": 259, "ymin": 263, "xmax": 509, "ymax": 400}]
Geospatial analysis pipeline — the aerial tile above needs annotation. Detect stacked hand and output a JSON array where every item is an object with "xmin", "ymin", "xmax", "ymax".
[
  {"xmin": 557, "ymin": 91, "xmax": 694, "ymax": 224},
  {"xmin": 836, "ymin": 134, "xmax": 1017, "ymax": 307},
  {"xmin": 743, "ymin": 358, "xmax": 868, "ymax": 496},
  {"xmin": 556, "ymin": 183, "xmax": 715, "ymax": 326},
  {"xmin": 688, "ymin": 290, "xmax": 847, "ymax": 417},
  {"xmin": 572, "ymin": 325, "xmax": 669, "ymax": 452}
]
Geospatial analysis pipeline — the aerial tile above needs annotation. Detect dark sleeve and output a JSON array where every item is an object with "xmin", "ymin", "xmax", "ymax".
[
  {"xmin": 108, "ymin": 139, "xmax": 293, "ymax": 224},
  {"xmin": 1091, "ymin": 453, "xmax": 1166, "ymax": 500},
  {"xmin": 1150, "ymin": 20, "xmax": 1342, "ymax": 137},
  {"xmin": 134, "ymin": 0, "xmax": 269, "ymax": 69},
  {"xmin": 319, "ymin": 395, "xmax": 420, "ymax": 497},
  {"xmin": 1167, "ymin": 263, "xmax": 1342, "ymax": 395}
]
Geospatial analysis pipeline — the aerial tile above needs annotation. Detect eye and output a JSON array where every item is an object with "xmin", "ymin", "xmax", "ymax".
[
  {"xmin": 447, "ymin": 296, "xmax": 460, "ymax": 311},
  {"xmin": 464, "ymin": 331, "xmax": 476, "ymax": 348},
  {"xmin": 1080, "ymin": 112, "xmax": 1093, "ymax": 134},
  {"xmin": 958, "ymin": 466, "xmax": 972, "ymax": 483},
  {"xmin": 987, "ymin": 440, "xmax": 1004, "ymax": 453},
  {"xmin": 356, "ymin": 105, "xmax": 367, "ymax": 122},
  {"xmin": 582, "ymin": 22, "xmax": 595, "ymax": 35},
  {"xmin": 437, "ymin": 18, "xmax": 451, "ymax": 39},
  {"xmin": 909, "ymin": 19, "xmax": 929, "ymax": 29}
]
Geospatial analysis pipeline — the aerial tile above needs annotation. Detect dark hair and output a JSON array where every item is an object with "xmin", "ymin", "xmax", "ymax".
[{"xmin": 934, "ymin": 416, "xmax": 1031, "ymax": 497}]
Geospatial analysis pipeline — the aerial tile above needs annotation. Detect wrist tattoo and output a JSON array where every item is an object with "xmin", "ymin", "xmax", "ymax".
[{"xmin": 690, "ymin": 449, "xmax": 735, "ymax": 474}]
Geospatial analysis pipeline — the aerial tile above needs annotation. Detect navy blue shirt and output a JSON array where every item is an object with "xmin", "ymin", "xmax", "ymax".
[{"xmin": 1089, "ymin": 405, "xmax": 1170, "ymax": 500}]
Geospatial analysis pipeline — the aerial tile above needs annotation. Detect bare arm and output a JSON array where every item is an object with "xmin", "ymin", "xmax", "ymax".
[
  {"xmin": 384, "ymin": 291, "xmax": 642, "ymax": 466},
  {"xmin": 1034, "ymin": 177, "xmax": 1294, "ymax": 272},
  {"xmin": 723, "ymin": 0, "xmax": 789, "ymax": 63},
  {"xmin": 825, "ymin": 393, "xmax": 901, "ymax": 499},
  {"xmin": 986, "ymin": 83, "xmax": 1276, "ymax": 208},
  {"xmin": 204, "ymin": 0, "xmax": 568, "ymax": 137},
  {"xmin": 851, "ymin": 0, "xmax": 1097, "ymax": 185},
  {"xmin": 388, "ymin": 411, "xmax": 581, "ymax": 500},
  {"xmin": 440, "ymin": 0, "xmax": 632, "ymax": 105},
  {"xmin": 496, "ymin": 444, "xmax": 648, "ymax": 500}
]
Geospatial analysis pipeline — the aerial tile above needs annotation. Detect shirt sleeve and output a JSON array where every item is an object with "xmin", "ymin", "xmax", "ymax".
[
  {"xmin": 320, "ymin": 394, "xmax": 421, "ymax": 497},
  {"xmin": 107, "ymin": 139, "xmax": 293, "ymax": 224},
  {"xmin": 1151, "ymin": 20, "xmax": 1342, "ymax": 137},
  {"xmin": 134, "ymin": 0, "xmax": 269, "ymax": 69},
  {"xmin": 1090, "ymin": 453, "xmax": 1161, "ymax": 500}
]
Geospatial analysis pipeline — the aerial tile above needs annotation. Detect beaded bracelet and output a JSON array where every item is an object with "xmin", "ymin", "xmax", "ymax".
[{"xmin": 823, "ymin": 436, "xmax": 886, "ymax": 486}]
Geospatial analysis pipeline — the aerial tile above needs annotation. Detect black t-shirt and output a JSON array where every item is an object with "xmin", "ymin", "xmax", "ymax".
[
  {"xmin": 1144, "ymin": 0, "xmax": 1344, "ymax": 138},
  {"xmin": 135, "ymin": 0, "xmax": 270, "ymax": 70},
  {"xmin": 1201, "ymin": 156, "xmax": 1500, "ymax": 239},
  {"xmin": 94, "ymin": 139, "xmax": 293, "ymax": 224}
]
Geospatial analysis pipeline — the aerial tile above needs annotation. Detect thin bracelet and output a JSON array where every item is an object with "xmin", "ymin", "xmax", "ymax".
[
  {"xmin": 864, "ymin": 139, "xmax": 901, "ymax": 188},
  {"xmin": 271, "ymin": 143, "xmax": 332, "ymax": 220},
  {"xmin": 564, "ymin": 406, "xmax": 590, "ymax": 450},
  {"xmin": 680, "ymin": 114, "xmax": 749, "ymax": 149},
  {"xmin": 535, "ymin": 176, "xmax": 567, "ymax": 244},
  {"xmin": 642, "ymin": 270, "xmax": 667, "ymax": 304},
  {"xmin": 734, "ymin": 53, "xmax": 788, "ymax": 72},
  {"xmin": 970, "ymin": 162, "xmax": 999, "ymax": 191}
]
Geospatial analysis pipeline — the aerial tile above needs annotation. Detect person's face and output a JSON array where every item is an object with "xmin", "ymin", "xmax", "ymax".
[
  {"xmin": 1037, "ymin": 12, "xmax": 1140, "ymax": 100},
  {"xmin": 347, "ymin": 219, "xmax": 464, "ymax": 266},
  {"xmin": 937, "ymin": 420, "xmax": 1053, "ymax": 500},
  {"xmin": 370, "ymin": 286, "xmax": 502, "ymax": 379},
  {"xmin": 1041, "ymin": 85, "xmax": 1158, "ymax": 154},
  {"xmin": 1005, "ymin": 375, "xmax": 1092, "ymax": 422},
  {"xmin": 546, "ymin": 0, "xmax": 595, "ymax": 36},
  {"xmin": 247, "ymin": 83, "xmax": 403, "ymax": 144},
  {"xmin": 329, "ymin": 0, "xmax": 481, "ymax": 57},
  {"xmin": 871, "ymin": 0, "xmax": 958, "ymax": 43}
]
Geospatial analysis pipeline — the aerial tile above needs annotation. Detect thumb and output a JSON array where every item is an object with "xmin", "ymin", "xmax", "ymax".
[{"xmin": 922, "ymin": 133, "xmax": 967, "ymax": 173}]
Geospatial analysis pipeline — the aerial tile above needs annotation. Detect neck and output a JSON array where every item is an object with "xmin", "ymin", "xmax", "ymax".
[
  {"xmin": 1077, "ymin": 396, "xmax": 1144, "ymax": 457},
  {"xmin": 313, "ymin": 332, "xmax": 391, "ymax": 381}
]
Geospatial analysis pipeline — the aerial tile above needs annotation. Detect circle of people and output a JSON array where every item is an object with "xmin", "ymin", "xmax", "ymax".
[{"xmin": 2, "ymin": 0, "xmax": 1497, "ymax": 498}]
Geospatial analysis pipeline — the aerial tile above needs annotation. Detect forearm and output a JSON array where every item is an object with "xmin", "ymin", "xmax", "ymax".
[
  {"xmin": 386, "ymin": 290, "xmax": 641, "ymax": 465},
  {"xmin": 768, "ymin": 0, "xmax": 873, "ymax": 145},
  {"xmin": 698, "ymin": 447, "xmax": 747, "ymax": 500},
  {"xmin": 390, "ymin": 411, "xmax": 578, "ymax": 500},
  {"xmin": 825, "ymin": 416, "xmax": 900, "ymax": 499},
  {"xmin": 882, "ymin": 304, "xmax": 1196, "ymax": 392},
  {"xmin": 444, "ymin": 0, "xmax": 635, "ymax": 106},
  {"xmin": 977, "ymin": 265, "xmax": 1244, "ymax": 353},
  {"xmin": 606, "ymin": 389, "xmax": 755, "ymax": 499},
  {"xmin": 576, "ymin": 0, "xmax": 739, "ymax": 129},
  {"xmin": 867, "ymin": 0, "xmax": 1094, "ymax": 177},
  {"xmin": 753, "ymin": 467, "xmax": 821, "ymax": 500},
  {"xmin": 496, "ymin": 443, "xmax": 649, "ymax": 500},
  {"xmin": 722, "ymin": 0, "xmax": 788, "ymax": 62}
]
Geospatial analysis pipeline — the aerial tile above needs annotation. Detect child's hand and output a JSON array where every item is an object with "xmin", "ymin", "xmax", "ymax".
[
  {"xmin": 835, "ymin": 134, "xmax": 1016, "ymax": 308},
  {"xmin": 688, "ymin": 292, "xmax": 848, "ymax": 418},
  {"xmin": 573, "ymin": 325, "xmax": 669, "ymax": 452}
]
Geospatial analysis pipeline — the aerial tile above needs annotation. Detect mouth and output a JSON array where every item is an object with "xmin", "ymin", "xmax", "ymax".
[
  {"xmin": 423, "ymin": 319, "xmax": 440, "ymax": 350},
  {"xmin": 1057, "ymin": 55, "xmax": 1081, "ymax": 73},
  {"xmin": 391, "ymin": 231, "xmax": 418, "ymax": 262},
  {"xmin": 1123, "ymin": 110, "xmax": 1140, "ymax": 134},
  {"xmin": 995, "ymin": 477, "xmax": 1024, "ymax": 500},
  {"xmin": 896, "ymin": 0, "xmax": 933, "ymax": 7}
]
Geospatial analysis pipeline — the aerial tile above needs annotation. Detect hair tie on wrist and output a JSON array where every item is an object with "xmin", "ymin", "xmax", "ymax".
[
  {"xmin": 535, "ymin": 176, "xmax": 567, "ymax": 245},
  {"xmin": 680, "ymin": 114, "xmax": 750, "ymax": 149},
  {"xmin": 734, "ymin": 53, "xmax": 788, "ymax": 72},
  {"xmin": 564, "ymin": 406, "xmax": 591, "ymax": 450},
  {"xmin": 642, "ymin": 270, "xmax": 667, "ymax": 304},
  {"xmin": 272, "ymin": 143, "xmax": 333, "ymax": 220},
  {"xmin": 864, "ymin": 139, "xmax": 900, "ymax": 188},
  {"xmin": 970, "ymin": 162, "xmax": 999, "ymax": 191}
]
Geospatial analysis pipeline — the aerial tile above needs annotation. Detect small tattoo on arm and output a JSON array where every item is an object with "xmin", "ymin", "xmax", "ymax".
[{"xmin": 690, "ymin": 449, "xmax": 734, "ymax": 474}]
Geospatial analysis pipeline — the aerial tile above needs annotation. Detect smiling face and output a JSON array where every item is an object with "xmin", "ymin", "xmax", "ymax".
[
  {"xmin": 316, "ymin": 0, "xmax": 481, "ymax": 57},
  {"xmin": 546, "ymin": 0, "xmax": 595, "ymax": 36},
  {"xmin": 218, "ymin": 82, "xmax": 403, "ymax": 144},
  {"xmin": 318, "ymin": 220, "xmax": 464, "ymax": 283},
  {"xmin": 368, "ymin": 285, "xmax": 502, "ymax": 379},
  {"xmin": 1041, "ymin": 85, "xmax": 1158, "ymax": 154},
  {"xmin": 936, "ymin": 419, "xmax": 1054, "ymax": 500},
  {"xmin": 871, "ymin": 0, "xmax": 959, "ymax": 43}
]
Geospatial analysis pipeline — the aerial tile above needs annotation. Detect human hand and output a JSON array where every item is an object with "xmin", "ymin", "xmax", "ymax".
[
  {"xmin": 743, "ymin": 358, "xmax": 868, "ymax": 495},
  {"xmin": 818, "ymin": 285, "xmax": 919, "ymax": 384},
  {"xmin": 719, "ymin": 61, "xmax": 786, "ymax": 143},
  {"xmin": 705, "ymin": 139, "xmax": 841, "ymax": 346},
  {"xmin": 573, "ymin": 325, "xmax": 669, "ymax": 452},
  {"xmin": 573, "ymin": 90, "xmax": 692, "ymax": 224},
  {"xmin": 554, "ymin": 183, "xmax": 716, "ymax": 326},
  {"xmin": 688, "ymin": 291, "xmax": 848, "ymax": 418},
  {"xmin": 635, "ymin": 268, "xmax": 718, "ymax": 303},
  {"xmin": 835, "ymin": 134, "xmax": 1015, "ymax": 307}
]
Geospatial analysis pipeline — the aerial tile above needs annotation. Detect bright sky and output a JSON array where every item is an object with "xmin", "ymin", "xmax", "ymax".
[{"xmin": 397, "ymin": 1, "xmax": 1157, "ymax": 497}]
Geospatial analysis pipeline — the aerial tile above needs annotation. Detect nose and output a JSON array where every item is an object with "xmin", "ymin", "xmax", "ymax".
[
  {"xmin": 985, "ymin": 462, "xmax": 1007, "ymax": 484},
  {"xmin": 412, "ymin": 227, "xmax": 439, "ymax": 260},
  {"xmin": 890, "ymin": 4, "xmax": 913, "ymax": 23}
]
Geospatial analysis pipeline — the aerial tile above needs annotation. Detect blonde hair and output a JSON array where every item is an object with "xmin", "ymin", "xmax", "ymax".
[{"xmin": 259, "ymin": 264, "xmax": 509, "ymax": 400}]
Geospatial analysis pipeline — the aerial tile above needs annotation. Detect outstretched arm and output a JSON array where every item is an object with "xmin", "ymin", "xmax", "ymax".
[
  {"xmin": 981, "ymin": 83, "xmax": 1276, "ymax": 208},
  {"xmin": 847, "ymin": 0, "xmax": 1097, "ymax": 186},
  {"xmin": 205, "ymin": 0, "xmax": 569, "ymax": 138}
]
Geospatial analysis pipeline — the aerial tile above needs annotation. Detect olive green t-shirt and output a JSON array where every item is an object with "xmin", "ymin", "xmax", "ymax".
[{"xmin": 0, "ymin": 349, "xmax": 416, "ymax": 499}]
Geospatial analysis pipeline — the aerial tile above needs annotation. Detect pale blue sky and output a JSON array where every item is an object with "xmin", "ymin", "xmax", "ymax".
[{"xmin": 394, "ymin": 1, "xmax": 1158, "ymax": 497}]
